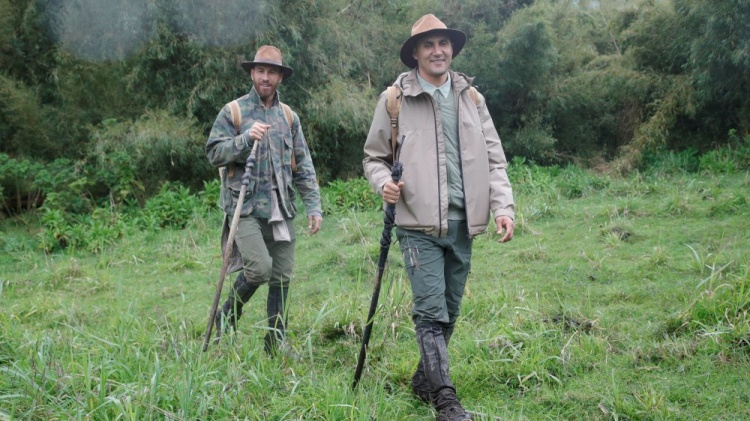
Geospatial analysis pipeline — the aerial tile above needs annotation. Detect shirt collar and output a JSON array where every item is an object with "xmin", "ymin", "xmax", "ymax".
[{"xmin": 416, "ymin": 72, "xmax": 452, "ymax": 99}]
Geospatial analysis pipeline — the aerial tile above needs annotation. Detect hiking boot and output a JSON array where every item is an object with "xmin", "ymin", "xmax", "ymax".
[
  {"xmin": 264, "ymin": 285, "xmax": 299, "ymax": 361},
  {"xmin": 416, "ymin": 323, "xmax": 473, "ymax": 419},
  {"xmin": 216, "ymin": 272, "xmax": 259, "ymax": 338},
  {"xmin": 413, "ymin": 322, "xmax": 455, "ymax": 402},
  {"xmin": 415, "ymin": 324, "xmax": 454, "ymax": 395},
  {"xmin": 436, "ymin": 402, "xmax": 472, "ymax": 421}
]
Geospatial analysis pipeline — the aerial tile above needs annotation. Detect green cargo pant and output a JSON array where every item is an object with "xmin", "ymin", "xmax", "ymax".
[
  {"xmin": 396, "ymin": 220, "xmax": 473, "ymax": 327},
  {"xmin": 234, "ymin": 216, "xmax": 295, "ymax": 288}
]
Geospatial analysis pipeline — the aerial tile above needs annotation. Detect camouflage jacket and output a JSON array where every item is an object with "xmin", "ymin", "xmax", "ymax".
[{"xmin": 206, "ymin": 87, "xmax": 322, "ymax": 219}]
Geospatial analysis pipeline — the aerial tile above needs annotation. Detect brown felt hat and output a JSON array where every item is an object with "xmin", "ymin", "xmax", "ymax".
[
  {"xmin": 400, "ymin": 14, "xmax": 467, "ymax": 69},
  {"xmin": 241, "ymin": 45, "xmax": 293, "ymax": 80}
]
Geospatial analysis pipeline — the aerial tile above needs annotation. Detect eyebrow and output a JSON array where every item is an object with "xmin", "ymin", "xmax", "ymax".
[{"xmin": 419, "ymin": 37, "xmax": 451, "ymax": 46}]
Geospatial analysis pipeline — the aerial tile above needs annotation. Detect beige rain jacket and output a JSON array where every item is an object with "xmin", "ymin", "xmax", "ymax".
[{"xmin": 363, "ymin": 69, "xmax": 514, "ymax": 238}]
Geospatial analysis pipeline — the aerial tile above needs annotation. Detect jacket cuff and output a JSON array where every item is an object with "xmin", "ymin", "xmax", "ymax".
[{"xmin": 492, "ymin": 207, "xmax": 515, "ymax": 221}]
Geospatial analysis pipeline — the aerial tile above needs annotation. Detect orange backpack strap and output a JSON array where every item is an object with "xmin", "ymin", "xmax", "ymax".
[
  {"xmin": 280, "ymin": 102, "xmax": 294, "ymax": 128},
  {"xmin": 385, "ymin": 86, "xmax": 402, "ymax": 159},
  {"xmin": 228, "ymin": 100, "xmax": 242, "ymax": 135},
  {"xmin": 223, "ymin": 100, "xmax": 243, "ymax": 177},
  {"xmin": 468, "ymin": 86, "xmax": 479, "ymax": 106},
  {"xmin": 279, "ymin": 101, "xmax": 297, "ymax": 172}
]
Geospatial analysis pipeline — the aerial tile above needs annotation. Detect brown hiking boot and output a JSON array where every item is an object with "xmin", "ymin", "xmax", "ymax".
[{"xmin": 436, "ymin": 402, "xmax": 472, "ymax": 421}]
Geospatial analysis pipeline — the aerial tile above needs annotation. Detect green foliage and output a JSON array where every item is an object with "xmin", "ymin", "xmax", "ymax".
[
  {"xmin": 620, "ymin": 0, "xmax": 750, "ymax": 158},
  {"xmin": 142, "ymin": 182, "xmax": 203, "ymax": 229},
  {"xmin": 88, "ymin": 110, "xmax": 213, "ymax": 197},
  {"xmin": 699, "ymin": 149, "xmax": 737, "ymax": 174},
  {"xmin": 462, "ymin": 3, "xmax": 559, "ymax": 161},
  {"xmin": 4, "ymin": 165, "xmax": 750, "ymax": 419},
  {"xmin": 321, "ymin": 177, "xmax": 381, "ymax": 215},
  {"xmin": 642, "ymin": 148, "xmax": 700, "ymax": 175},
  {"xmin": 708, "ymin": 194, "xmax": 747, "ymax": 217},
  {"xmin": 556, "ymin": 165, "xmax": 610, "ymax": 199},
  {"xmin": 38, "ymin": 205, "xmax": 128, "ymax": 254},
  {"xmin": 0, "ymin": 154, "xmax": 43, "ymax": 215},
  {"xmin": 37, "ymin": 181, "xmax": 205, "ymax": 252},
  {"xmin": 198, "ymin": 178, "xmax": 221, "ymax": 213},
  {"xmin": 0, "ymin": 0, "xmax": 59, "ymax": 89},
  {"xmin": 0, "ymin": 155, "xmax": 96, "ymax": 216},
  {"xmin": 549, "ymin": 61, "xmax": 656, "ymax": 161},
  {"xmin": 304, "ymin": 78, "xmax": 376, "ymax": 182},
  {"xmin": 670, "ymin": 258, "xmax": 750, "ymax": 357},
  {"xmin": 2, "ymin": 0, "xmax": 750, "ymax": 215},
  {"xmin": 0, "ymin": 75, "xmax": 55, "ymax": 159}
]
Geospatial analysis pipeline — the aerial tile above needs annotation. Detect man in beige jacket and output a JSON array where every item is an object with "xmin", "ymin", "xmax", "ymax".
[{"xmin": 363, "ymin": 14, "xmax": 515, "ymax": 421}]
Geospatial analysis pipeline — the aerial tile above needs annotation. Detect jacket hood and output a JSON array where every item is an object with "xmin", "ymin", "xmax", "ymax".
[{"xmin": 393, "ymin": 69, "xmax": 475, "ymax": 97}]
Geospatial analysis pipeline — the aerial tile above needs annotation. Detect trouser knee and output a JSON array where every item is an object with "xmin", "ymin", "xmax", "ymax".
[{"xmin": 242, "ymin": 256, "xmax": 273, "ymax": 285}]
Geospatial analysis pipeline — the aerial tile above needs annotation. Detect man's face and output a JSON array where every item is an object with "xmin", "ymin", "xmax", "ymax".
[
  {"xmin": 251, "ymin": 64, "xmax": 283, "ymax": 100},
  {"xmin": 412, "ymin": 34, "xmax": 453, "ymax": 84}
]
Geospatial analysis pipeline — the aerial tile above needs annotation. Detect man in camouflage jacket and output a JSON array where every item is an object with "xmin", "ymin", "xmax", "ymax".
[{"xmin": 206, "ymin": 45, "xmax": 322, "ymax": 355}]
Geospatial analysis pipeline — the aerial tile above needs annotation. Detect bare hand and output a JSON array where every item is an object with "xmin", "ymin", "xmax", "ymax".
[
  {"xmin": 383, "ymin": 180, "xmax": 405, "ymax": 204},
  {"xmin": 308, "ymin": 215, "xmax": 322, "ymax": 235},
  {"xmin": 495, "ymin": 216, "xmax": 514, "ymax": 243},
  {"xmin": 247, "ymin": 122, "xmax": 271, "ymax": 141}
]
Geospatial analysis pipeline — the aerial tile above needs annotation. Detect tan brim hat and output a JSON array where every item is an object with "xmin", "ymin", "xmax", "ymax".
[
  {"xmin": 241, "ymin": 45, "xmax": 293, "ymax": 80},
  {"xmin": 400, "ymin": 14, "xmax": 466, "ymax": 69}
]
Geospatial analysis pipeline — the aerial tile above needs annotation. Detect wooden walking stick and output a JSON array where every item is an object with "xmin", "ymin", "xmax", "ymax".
[
  {"xmin": 202, "ymin": 140, "xmax": 259, "ymax": 352},
  {"xmin": 352, "ymin": 161, "xmax": 403, "ymax": 388}
]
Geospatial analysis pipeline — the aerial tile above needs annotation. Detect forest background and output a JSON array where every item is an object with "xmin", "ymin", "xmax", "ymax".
[
  {"xmin": 1, "ymin": 0, "xmax": 749, "ymax": 221},
  {"xmin": 1, "ymin": 1, "xmax": 749, "ymax": 419}
]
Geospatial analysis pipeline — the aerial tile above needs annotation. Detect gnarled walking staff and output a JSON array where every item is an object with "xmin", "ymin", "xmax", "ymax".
[
  {"xmin": 352, "ymin": 161, "xmax": 403, "ymax": 389},
  {"xmin": 202, "ymin": 140, "xmax": 259, "ymax": 352}
]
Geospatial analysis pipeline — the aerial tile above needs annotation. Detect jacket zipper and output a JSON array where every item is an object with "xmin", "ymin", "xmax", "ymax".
[
  {"xmin": 431, "ymin": 94, "xmax": 444, "ymax": 237},
  {"xmin": 456, "ymin": 86, "xmax": 470, "ymax": 236}
]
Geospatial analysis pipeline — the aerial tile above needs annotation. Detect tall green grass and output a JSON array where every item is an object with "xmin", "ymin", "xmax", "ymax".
[{"xmin": 1, "ymin": 153, "xmax": 749, "ymax": 419}]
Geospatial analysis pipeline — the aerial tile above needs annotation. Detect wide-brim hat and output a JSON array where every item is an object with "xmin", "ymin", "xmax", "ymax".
[
  {"xmin": 400, "ymin": 14, "xmax": 467, "ymax": 69},
  {"xmin": 241, "ymin": 45, "xmax": 293, "ymax": 81}
]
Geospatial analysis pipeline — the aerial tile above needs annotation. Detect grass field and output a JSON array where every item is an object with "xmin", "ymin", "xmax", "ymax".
[{"xmin": 1, "ymin": 166, "xmax": 748, "ymax": 420}]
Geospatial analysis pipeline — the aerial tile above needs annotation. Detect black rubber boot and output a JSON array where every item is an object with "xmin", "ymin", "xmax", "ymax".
[
  {"xmin": 216, "ymin": 272, "xmax": 259, "ymax": 338},
  {"xmin": 412, "ymin": 323, "xmax": 455, "ymax": 403},
  {"xmin": 264, "ymin": 285, "xmax": 289, "ymax": 355},
  {"xmin": 415, "ymin": 323, "xmax": 471, "ymax": 421}
]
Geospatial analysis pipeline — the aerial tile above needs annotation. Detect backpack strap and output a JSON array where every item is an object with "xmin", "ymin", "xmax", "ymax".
[
  {"xmin": 467, "ymin": 86, "xmax": 479, "ymax": 106},
  {"xmin": 228, "ymin": 100, "xmax": 242, "ymax": 135},
  {"xmin": 223, "ymin": 100, "xmax": 243, "ymax": 178},
  {"xmin": 279, "ymin": 102, "xmax": 297, "ymax": 173},
  {"xmin": 280, "ymin": 102, "xmax": 294, "ymax": 127},
  {"xmin": 383, "ymin": 85, "xmax": 479, "ymax": 160},
  {"xmin": 385, "ymin": 86, "xmax": 402, "ymax": 159}
]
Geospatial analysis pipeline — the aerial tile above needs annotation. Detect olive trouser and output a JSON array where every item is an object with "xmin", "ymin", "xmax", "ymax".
[
  {"xmin": 396, "ymin": 220, "xmax": 473, "ymax": 327},
  {"xmin": 234, "ymin": 216, "xmax": 295, "ymax": 287},
  {"xmin": 219, "ymin": 216, "xmax": 294, "ymax": 350}
]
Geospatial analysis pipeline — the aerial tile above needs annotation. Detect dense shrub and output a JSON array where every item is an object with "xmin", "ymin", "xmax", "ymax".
[
  {"xmin": 1, "ymin": 0, "xmax": 749, "ymax": 212},
  {"xmin": 88, "ymin": 110, "xmax": 214, "ymax": 200},
  {"xmin": 321, "ymin": 177, "xmax": 381, "ymax": 215}
]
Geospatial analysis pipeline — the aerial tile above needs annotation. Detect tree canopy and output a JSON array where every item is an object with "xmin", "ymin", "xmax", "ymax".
[{"xmin": 1, "ymin": 0, "xmax": 748, "ymax": 210}]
